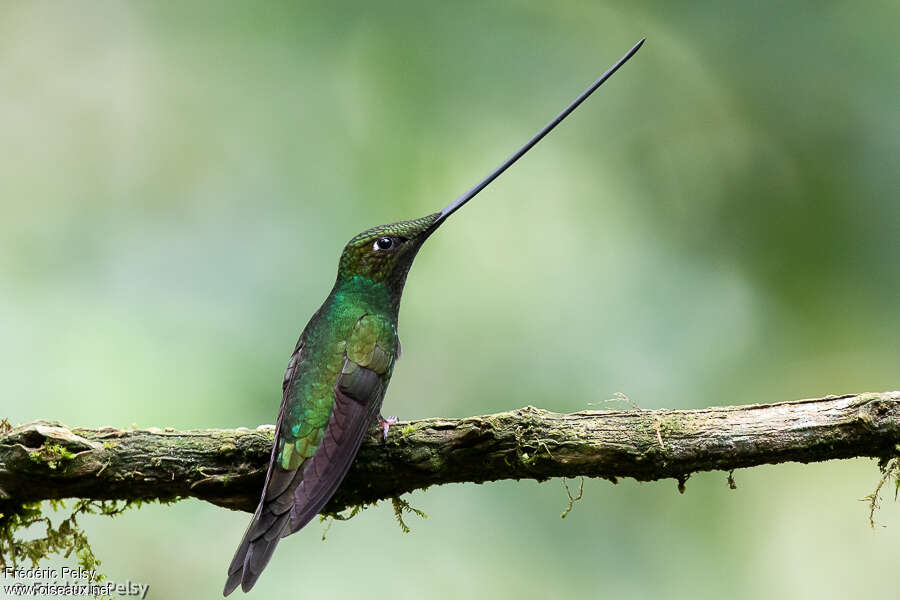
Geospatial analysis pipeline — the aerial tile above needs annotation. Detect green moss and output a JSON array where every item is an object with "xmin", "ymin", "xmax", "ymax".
[
  {"xmin": 218, "ymin": 443, "xmax": 237, "ymax": 455},
  {"xmin": 318, "ymin": 503, "xmax": 369, "ymax": 540},
  {"xmin": 28, "ymin": 443, "xmax": 77, "ymax": 470},
  {"xmin": 657, "ymin": 413, "xmax": 693, "ymax": 441},
  {"xmin": 0, "ymin": 499, "xmax": 118, "ymax": 577},
  {"xmin": 390, "ymin": 497, "xmax": 427, "ymax": 533},
  {"xmin": 428, "ymin": 452, "xmax": 444, "ymax": 473},
  {"xmin": 0, "ymin": 497, "xmax": 182, "ymax": 574}
]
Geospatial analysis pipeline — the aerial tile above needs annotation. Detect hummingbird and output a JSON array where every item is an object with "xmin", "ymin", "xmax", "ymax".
[{"xmin": 223, "ymin": 38, "xmax": 644, "ymax": 595}]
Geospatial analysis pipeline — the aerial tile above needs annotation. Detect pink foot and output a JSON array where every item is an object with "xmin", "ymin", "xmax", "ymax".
[{"xmin": 378, "ymin": 415, "xmax": 398, "ymax": 441}]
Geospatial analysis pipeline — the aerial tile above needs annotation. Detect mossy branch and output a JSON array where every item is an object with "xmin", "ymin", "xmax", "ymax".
[{"xmin": 1, "ymin": 391, "xmax": 899, "ymax": 516}]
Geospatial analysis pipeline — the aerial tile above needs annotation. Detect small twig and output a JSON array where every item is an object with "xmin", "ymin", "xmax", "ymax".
[
  {"xmin": 95, "ymin": 460, "xmax": 110, "ymax": 477},
  {"xmin": 653, "ymin": 419, "xmax": 665, "ymax": 451},
  {"xmin": 727, "ymin": 470, "xmax": 737, "ymax": 490},
  {"xmin": 860, "ymin": 458, "xmax": 900, "ymax": 529},
  {"xmin": 320, "ymin": 517, "xmax": 335, "ymax": 541},
  {"xmin": 596, "ymin": 392, "xmax": 640, "ymax": 409},
  {"xmin": 539, "ymin": 441, "xmax": 556, "ymax": 460},
  {"xmin": 560, "ymin": 477, "xmax": 585, "ymax": 519}
]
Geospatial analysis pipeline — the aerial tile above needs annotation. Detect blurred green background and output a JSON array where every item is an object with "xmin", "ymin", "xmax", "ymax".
[{"xmin": 2, "ymin": 1, "xmax": 898, "ymax": 598}]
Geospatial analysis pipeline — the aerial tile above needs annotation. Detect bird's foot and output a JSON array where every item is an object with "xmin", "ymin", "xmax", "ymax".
[{"xmin": 377, "ymin": 415, "xmax": 399, "ymax": 441}]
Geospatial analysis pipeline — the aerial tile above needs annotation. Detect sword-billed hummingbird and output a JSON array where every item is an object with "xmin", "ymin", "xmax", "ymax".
[{"xmin": 224, "ymin": 38, "xmax": 644, "ymax": 595}]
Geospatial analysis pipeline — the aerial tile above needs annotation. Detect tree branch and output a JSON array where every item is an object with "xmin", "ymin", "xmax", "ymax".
[{"xmin": 1, "ymin": 391, "xmax": 899, "ymax": 515}]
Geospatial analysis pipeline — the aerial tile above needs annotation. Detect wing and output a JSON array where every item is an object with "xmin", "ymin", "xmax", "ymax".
[
  {"xmin": 224, "ymin": 315, "xmax": 395, "ymax": 596},
  {"xmin": 284, "ymin": 313, "xmax": 395, "ymax": 534}
]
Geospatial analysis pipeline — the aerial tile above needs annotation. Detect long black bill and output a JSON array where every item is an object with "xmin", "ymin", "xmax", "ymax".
[{"xmin": 431, "ymin": 37, "xmax": 644, "ymax": 228}]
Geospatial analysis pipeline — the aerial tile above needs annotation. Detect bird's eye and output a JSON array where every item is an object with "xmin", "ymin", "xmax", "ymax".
[{"xmin": 373, "ymin": 236, "xmax": 394, "ymax": 251}]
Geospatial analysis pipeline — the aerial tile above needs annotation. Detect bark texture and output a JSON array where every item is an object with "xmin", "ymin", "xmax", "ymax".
[{"xmin": 1, "ymin": 391, "xmax": 898, "ymax": 514}]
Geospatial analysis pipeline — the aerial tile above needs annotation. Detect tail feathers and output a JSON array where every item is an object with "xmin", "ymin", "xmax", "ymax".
[
  {"xmin": 223, "ymin": 467, "xmax": 300, "ymax": 596},
  {"xmin": 223, "ymin": 509, "xmax": 290, "ymax": 596}
]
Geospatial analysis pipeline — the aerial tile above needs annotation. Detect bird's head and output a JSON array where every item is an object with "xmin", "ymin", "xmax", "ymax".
[{"xmin": 335, "ymin": 212, "xmax": 442, "ymax": 293}]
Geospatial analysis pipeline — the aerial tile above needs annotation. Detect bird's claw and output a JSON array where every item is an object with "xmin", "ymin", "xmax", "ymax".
[{"xmin": 378, "ymin": 415, "xmax": 398, "ymax": 441}]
